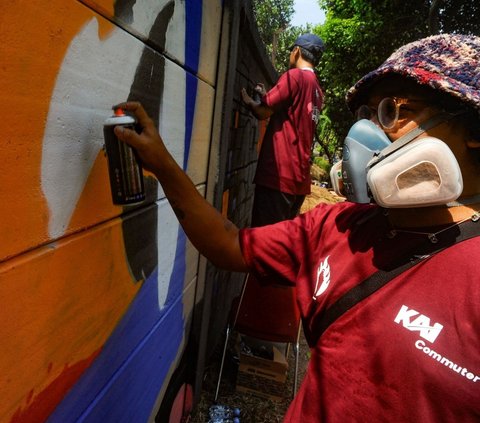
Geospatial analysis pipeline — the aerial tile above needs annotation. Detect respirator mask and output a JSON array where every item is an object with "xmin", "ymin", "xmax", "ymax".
[{"xmin": 330, "ymin": 107, "xmax": 464, "ymax": 208}]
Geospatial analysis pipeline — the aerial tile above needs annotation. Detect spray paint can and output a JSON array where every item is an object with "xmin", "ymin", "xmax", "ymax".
[{"xmin": 103, "ymin": 108, "xmax": 145, "ymax": 205}]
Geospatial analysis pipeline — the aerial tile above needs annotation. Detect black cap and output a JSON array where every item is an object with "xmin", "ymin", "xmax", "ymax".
[{"xmin": 290, "ymin": 33, "xmax": 325, "ymax": 54}]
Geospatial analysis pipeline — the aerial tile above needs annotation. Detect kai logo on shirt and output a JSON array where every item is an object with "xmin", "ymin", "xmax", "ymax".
[
  {"xmin": 313, "ymin": 256, "xmax": 330, "ymax": 300},
  {"xmin": 394, "ymin": 305, "xmax": 444, "ymax": 343}
]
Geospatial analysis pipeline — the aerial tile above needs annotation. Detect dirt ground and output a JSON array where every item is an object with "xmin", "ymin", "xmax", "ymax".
[
  {"xmin": 300, "ymin": 184, "xmax": 344, "ymax": 213},
  {"xmin": 189, "ymin": 186, "xmax": 341, "ymax": 423}
]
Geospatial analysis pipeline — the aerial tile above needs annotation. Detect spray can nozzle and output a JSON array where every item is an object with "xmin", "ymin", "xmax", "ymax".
[{"xmin": 114, "ymin": 107, "xmax": 126, "ymax": 117}]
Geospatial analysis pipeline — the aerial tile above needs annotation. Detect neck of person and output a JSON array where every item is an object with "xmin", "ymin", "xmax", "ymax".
[
  {"xmin": 294, "ymin": 58, "xmax": 314, "ymax": 70},
  {"xmin": 386, "ymin": 198, "xmax": 480, "ymax": 229}
]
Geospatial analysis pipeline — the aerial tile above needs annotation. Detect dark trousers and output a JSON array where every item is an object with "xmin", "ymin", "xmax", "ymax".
[{"xmin": 250, "ymin": 185, "xmax": 305, "ymax": 227}]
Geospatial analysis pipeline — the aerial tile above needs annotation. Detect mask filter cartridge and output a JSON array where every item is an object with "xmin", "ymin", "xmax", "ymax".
[
  {"xmin": 341, "ymin": 120, "xmax": 391, "ymax": 203},
  {"xmin": 367, "ymin": 137, "xmax": 463, "ymax": 208}
]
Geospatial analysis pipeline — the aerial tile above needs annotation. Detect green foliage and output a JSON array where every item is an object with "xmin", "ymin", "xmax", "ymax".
[
  {"xmin": 313, "ymin": 155, "xmax": 329, "ymax": 172},
  {"xmin": 312, "ymin": 110, "xmax": 337, "ymax": 165},
  {"xmin": 253, "ymin": 0, "xmax": 295, "ymax": 65},
  {"xmin": 253, "ymin": 0, "xmax": 295, "ymax": 44},
  {"xmin": 317, "ymin": 0, "xmax": 480, "ymax": 158},
  {"xmin": 317, "ymin": 0, "xmax": 430, "ymax": 149},
  {"xmin": 274, "ymin": 25, "xmax": 305, "ymax": 73},
  {"xmin": 251, "ymin": 0, "xmax": 480, "ymax": 164},
  {"xmin": 433, "ymin": 0, "xmax": 480, "ymax": 34}
]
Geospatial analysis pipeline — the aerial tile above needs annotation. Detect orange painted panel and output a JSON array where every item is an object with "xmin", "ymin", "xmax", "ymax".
[
  {"xmin": 0, "ymin": 0, "xmax": 118, "ymax": 261},
  {"xmin": 1, "ymin": 1, "xmax": 222, "ymax": 421},
  {"xmin": 0, "ymin": 217, "xmax": 141, "ymax": 423}
]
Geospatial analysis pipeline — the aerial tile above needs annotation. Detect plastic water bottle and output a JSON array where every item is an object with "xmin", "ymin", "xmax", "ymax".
[{"xmin": 208, "ymin": 404, "xmax": 241, "ymax": 422}]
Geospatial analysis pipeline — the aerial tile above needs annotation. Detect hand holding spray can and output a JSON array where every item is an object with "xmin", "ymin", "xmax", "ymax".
[{"xmin": 103, "ymin": 108, "xmax": 145, "ymax": 205}]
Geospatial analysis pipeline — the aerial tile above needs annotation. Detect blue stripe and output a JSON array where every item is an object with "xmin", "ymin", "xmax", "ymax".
[{"xmin": 183, "ymin": 0, "xmax": 202, "ymax": 168}]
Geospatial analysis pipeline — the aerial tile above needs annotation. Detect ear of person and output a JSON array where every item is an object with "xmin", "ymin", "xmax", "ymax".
[{"xmin": 466, "ymin": 139, "xmax": 480, "ymax": 148}]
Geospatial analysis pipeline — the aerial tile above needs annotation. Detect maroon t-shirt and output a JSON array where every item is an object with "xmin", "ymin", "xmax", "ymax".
[
  {"xmin": 254, "ymin": 68, "xmax": 323, "ymax": 195},
  {"xmin": 240, "ymin": 202, "xmax": 480, "ymax": 422}
]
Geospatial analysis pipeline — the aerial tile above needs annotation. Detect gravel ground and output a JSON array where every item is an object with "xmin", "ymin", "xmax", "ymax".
[{"xmin": 189, "ymin": 330, "xmax": 310, "ymax": 423}]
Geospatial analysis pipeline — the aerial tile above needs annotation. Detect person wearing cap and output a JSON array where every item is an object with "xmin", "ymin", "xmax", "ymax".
[
  {"xmin": 240, "ymin": 33, "xmax": 325, "ymax": 227},
  {"xmin": 113, "ymin": 33, "xmax": 479, "ymax": 422}
]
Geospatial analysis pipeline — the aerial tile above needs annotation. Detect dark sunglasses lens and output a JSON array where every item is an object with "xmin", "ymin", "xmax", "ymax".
[
  {"xmin": 355, "ymin": 105, "xmax": 372, "ymax": 121},
  {"xmin": 378, "ymin": 97, "xmax": 397, "ymax": 129}
]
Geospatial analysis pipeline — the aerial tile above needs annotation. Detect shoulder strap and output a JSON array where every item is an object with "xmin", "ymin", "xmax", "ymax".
[{"xmin": 312, "ymin": 218, "xmax": 480, "ymax": 344}]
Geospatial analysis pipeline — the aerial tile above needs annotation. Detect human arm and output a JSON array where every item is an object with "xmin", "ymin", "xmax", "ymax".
[
  {"xmin": 113, "ymin": 101, "xmax": 249, "ymax": 272},
  {"xmin": 241, "ymin": 85, "xmax": 273, "ymax": 120}
]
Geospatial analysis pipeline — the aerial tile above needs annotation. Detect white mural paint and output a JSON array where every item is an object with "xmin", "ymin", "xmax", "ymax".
[
  {"xmin": 131, "ymin": 0, "xmax": 185, "ymax": 63},
  {"xmin": 157, "ymin": 60, "xmax": 187, "ymax": 310},
  {"xmin": 156, "ymin": 201, "xmax": 181, "ymax": 309},
  {"xmin": 41, "ymin": 3, "xmax": 189, "ymax": 311},
  {"xmin": 41, "ymin": 18, "xmax": 143, "ymax": 238}
]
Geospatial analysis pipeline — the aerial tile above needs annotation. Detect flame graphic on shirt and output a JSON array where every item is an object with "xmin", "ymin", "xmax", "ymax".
[{"xmin": 313, "ymin": 256, "xmax": 331, "ymax": 300}]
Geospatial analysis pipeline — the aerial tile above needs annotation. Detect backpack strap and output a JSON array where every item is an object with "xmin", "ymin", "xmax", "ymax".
[{"xmin": 311, "ymin": 218, "xmax": 480, "ymax": 344}]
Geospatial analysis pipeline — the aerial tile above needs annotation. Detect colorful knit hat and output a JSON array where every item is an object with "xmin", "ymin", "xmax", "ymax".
[{"xmin": 346, "ymin": 34, "xmax": 480, "ymax": 112}]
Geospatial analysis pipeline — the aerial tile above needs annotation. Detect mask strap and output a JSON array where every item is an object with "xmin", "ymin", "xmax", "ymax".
[{"xmin": 367, "ymin": 111, "xmax": 457, "ymax": 168}]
